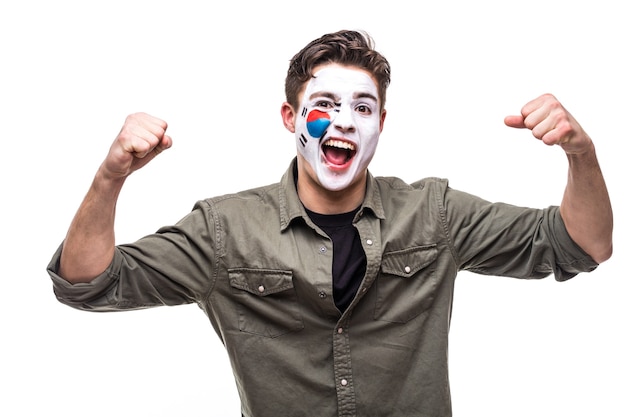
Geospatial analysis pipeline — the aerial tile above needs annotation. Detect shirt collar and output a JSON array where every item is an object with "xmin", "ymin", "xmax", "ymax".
[{"xmin": 279, "ymin": 158, "xmax": 386, "ymax": 231}]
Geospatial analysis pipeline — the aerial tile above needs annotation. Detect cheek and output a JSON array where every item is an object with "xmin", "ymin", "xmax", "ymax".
[
  {"xmin": 296, "ymin": 107, "xmax": 336, "ymax": 153},
  {"xmin": 357, "ymin": 118, "xmax": 382, "ymax": 143},
  {"xmin": 295, "ymin": 113, "xmax": 317, "ymax": 153},
  {"xmin": 306, "ymin": 109, "xmax": 332, "ymax": 139}
]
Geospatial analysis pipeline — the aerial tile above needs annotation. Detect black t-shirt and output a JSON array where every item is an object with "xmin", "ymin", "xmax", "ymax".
[{"xmin": 306, "ymin": 207, "xmax": 367, "ymax": 313}]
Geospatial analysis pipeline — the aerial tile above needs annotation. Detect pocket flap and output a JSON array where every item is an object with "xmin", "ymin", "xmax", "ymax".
[
  {"xmin": 380, "ymin": 244, "xmax": 438, "ymax": 278},
  {"xmin": 228, "ymin": 268, "xmax": 294, "ymax": 296}
]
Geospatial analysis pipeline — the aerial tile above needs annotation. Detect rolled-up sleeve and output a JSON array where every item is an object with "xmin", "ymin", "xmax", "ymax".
[
  {"xmin": 442, "ymin": 186, "xmax": 598, "ymax": 282},
  {"xmin": 47, "ymin": 200, "xmax": 218, "ymax": 311}
]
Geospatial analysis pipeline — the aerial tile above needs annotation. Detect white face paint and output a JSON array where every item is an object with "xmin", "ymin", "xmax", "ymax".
[{"xmin": 295, "ymin": 65, "xmax": 382, "ymax": 191}]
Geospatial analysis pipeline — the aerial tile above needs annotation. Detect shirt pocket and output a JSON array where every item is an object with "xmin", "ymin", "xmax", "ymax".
[
  {"xmin": 374, "ymin": 244, "xmax": 439, "ymax": 323},
  {"xmin": 228, "ymin": 268, "xmax": 304, "ymax": 338}
]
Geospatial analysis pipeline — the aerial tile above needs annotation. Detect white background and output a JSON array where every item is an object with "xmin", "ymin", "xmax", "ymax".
[{"xmin": 1, "ymin": 1, "xmax": 624, "ymax": 416}]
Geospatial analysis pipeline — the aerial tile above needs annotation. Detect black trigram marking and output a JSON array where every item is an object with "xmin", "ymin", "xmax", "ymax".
[
  {"xmin": 301, "ymin": 107, "xmax": 308, "ymax": 117},
  {"xmin": 299, "ymin": 134, "xmax": 308, "ymax": 147}
]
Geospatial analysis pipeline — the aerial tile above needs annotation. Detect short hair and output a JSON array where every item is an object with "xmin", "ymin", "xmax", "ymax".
[{"xmin": 285, "ymin": 30, "xmax": 391, "ymax": 113}]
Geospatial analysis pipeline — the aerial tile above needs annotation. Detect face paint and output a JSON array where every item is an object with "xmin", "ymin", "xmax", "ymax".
[
  {"xmin": 295, "ymin": 65, "xmax": 381, "ymax": 191},
  {"xmin": 306, "ymin": 109, "xmax": 334, "ymax": 138},
  {"xmin": 298, "ymin": 108, "xmax": 337, "ymax": 148}
]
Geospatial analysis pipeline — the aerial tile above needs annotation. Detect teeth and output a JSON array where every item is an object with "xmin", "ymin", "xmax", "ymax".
[{"xmin": 324, "ymin": 139, "xmax": 355, "ymax": 151}]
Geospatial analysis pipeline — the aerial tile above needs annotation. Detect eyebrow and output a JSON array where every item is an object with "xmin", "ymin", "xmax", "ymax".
[
  {"xmin": 309, "ymin": 91, "xmax": 340, "ymax": 101},
  {"xmin": 354, "ymin": 92, "xmax": 378, "ymax": 102},
  {"xmin": 309, "ymin": 91, "xmax": 378, "ymax": 102}
]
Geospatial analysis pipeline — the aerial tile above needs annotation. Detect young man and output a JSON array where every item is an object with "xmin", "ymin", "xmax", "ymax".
[{"xmin": 47, "ymin": 30, "xmax": 612, "ymax": 416}]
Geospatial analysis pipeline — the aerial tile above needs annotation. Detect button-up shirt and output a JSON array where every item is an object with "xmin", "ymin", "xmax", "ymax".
[{"xmin": 47, "ymin": 159, "xmax": 597, "ymax": 417}]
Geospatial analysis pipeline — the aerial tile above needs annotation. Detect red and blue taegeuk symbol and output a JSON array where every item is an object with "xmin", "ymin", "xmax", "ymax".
[{"xmin": 306, "ymin": 110, "xmax": 332, "ymax": 138}]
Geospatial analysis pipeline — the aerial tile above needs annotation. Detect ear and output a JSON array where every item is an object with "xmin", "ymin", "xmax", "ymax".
[
  {"xmin": 379, "ymin": 109, "xmax": 387, "ymax": 133},
  {"xmin": 281, "ymin": 102, "xmax": 297, "ymax": 133}
]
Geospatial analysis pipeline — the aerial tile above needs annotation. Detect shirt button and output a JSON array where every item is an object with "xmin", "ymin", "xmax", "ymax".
[
  {"xmin": 365, "ymin": 239, "xmax": 373, "ymax": 246},
  {"xmin": 341, "ymin": 379, "xmax": 348, "ymax": 386},
  {"xmin": 258, "ymin": 285, "xmax": 265, "ymax": 293},
  {"xmin": 318, "ymin": 291, "xmax": 327, "ymax": 299},
  {"xmin": 337, "ymin": 327, "xmax": 343, "ymax": 334},
  {"xmin": 404, "ymin": 266, "xmax": 411, "ymax": 273},
  {"xmin": 319, "ymin": 246, "xmax": 327, "ymax": 253}
]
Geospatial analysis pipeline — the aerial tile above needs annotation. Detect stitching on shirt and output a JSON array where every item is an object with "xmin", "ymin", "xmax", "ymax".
[
  {"xmin": 199, "ymin": 200, "xmax": 222, "ymax": 305},
  {"xmin": 434, "ymin": 179, "xmax": 461, "ymax": 269}
]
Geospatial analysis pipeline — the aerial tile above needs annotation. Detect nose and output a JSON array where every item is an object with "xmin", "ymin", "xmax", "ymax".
[{"xmin": 332, "ymin": 108, "xmax": 355, "ymax": 133}]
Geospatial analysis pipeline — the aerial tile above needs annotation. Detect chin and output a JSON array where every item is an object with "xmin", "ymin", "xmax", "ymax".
[
  {"xmin": 320, "ymin": 182, "xmax": 350, "ymax": 192},
  {"xmin": 318, "ymin": 168, "xmax": 359, "ymax": 192}
]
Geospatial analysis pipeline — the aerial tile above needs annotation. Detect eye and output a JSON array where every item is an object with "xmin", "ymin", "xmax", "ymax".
[
  {"xmin": 314, "ymin": 99, "xmax": 334, "ymax": 109},
  {"xmin": 355, "ymin": 104, "xmax": 372, "ymax": 115}
]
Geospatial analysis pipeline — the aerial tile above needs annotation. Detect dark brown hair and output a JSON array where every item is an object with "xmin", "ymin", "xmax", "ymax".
[{"xmin": 285, "ymin": 30, "xmax": 391, "ymax": 113}]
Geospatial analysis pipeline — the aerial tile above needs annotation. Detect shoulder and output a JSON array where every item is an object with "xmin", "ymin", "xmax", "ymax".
[{"xmin": 196, "ymin": 182, "xmax": 281, "ymax": 210}]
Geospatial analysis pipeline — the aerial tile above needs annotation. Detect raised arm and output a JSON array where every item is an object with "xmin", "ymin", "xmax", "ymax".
[
  {"xmin": 59, "ymin": 113, "xmax": 172, "ymax": 283},
  {"xmin": 504, "ymin": 94, "xmax": 613, "ymax": 264}
]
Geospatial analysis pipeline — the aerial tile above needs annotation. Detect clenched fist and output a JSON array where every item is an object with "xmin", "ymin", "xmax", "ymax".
[
  {"xmin": 101, "ymin": 113, "xmax": 172, "ymax": 180},
  {"xmin": 504, "ymin": 94, "xmax": 592, "ymax": 155}
]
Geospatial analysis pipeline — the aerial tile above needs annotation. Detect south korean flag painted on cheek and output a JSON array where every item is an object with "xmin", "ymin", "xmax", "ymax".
[{"xmin": 296, "ymin": 107, "xmax": 337, "ymax": 150}]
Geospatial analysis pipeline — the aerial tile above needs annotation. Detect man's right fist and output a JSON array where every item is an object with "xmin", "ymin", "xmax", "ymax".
[{"xmin": 101, "ymin": 113, "xmax": 172, "ymax": 179}]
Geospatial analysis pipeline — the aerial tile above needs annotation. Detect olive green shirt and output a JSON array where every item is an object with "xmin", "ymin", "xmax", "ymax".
[{"xmin": 47, "ymin": 159, "xmax": 597, "ymax": 417}]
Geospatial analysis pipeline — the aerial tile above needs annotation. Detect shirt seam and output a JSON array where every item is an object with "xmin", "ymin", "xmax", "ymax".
[
  {"xmin": 435, "ymin": 180, "xmax": 460, "ymax": 270},
  {"xmin": 199, "ymin": 199, "xmax": 222, "ymax": 305}
]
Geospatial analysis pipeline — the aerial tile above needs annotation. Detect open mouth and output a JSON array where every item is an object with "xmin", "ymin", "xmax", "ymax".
[{"xmin": 322, "ymin": 139, "xmax": 356, "ymax": 166}]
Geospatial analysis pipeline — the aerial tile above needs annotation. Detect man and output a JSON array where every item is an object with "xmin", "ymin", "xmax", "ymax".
[{"xmin": 47, "ymin": 30, "xmax": 613, "ymax": 416}]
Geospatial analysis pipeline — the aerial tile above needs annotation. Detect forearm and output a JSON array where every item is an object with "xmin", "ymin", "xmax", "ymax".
[
  {"xmin": 560, "ymin": 143, "xmax": 613, "ymax": 263},
  {"xmin": 59, "ymin": 169, "xmax": 126, "ymax": 283}
]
